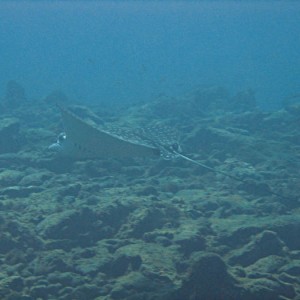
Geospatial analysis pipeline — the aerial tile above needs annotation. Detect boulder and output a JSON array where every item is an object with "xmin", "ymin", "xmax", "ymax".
[
  {"xmin": 228, "ymin": 230, "xmax": 286, "ymax": 267},
  {"xmin": 174, "ymin": 253, "xmax": 246, "ymax": 299}
]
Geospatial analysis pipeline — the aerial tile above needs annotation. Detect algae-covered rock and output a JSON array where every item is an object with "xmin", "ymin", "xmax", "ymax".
[
  {"xmin": 279, "ymin": 260, "xmax": 300, "ymax": 277},
  {"xmin": 136, "ymin": 185, "xmax": 158, "ymax": 196},
  {"xmin": 173, "ymin": 220, "xmax": 207, "ymax": 256},
  {"xmin": 29, "ymin": 284, "xmax": 49, "ymax": 299},
  {"xmin": 174, "ymin": 253, "xmax": 246, "ymax": 300},
  {"xmin": 36, "ymin": 208, "xmax": 104, "ymax": 244},
  {"xmin": 30, "ymin": 249, "xmax": 71, "ymax": 275},
  {"xmin": 74, "ymin": 244, "xmax": 112, "ymax": 276},
  {"xmin": 71, "ymin": 284, "xmax": 100, "ymax": 300},
  {"xmin": 237, "ymin": 179, "xmax": 272, "ymax": 197},
  {"xmin": 47, "ymin": 271, "xmax": 84, "ymax": 293},
  {"xmin": 114, "ymin": 242, "xmax": 180, "ymax": 281},
  {"xmin": 19, "ymin": 171, "xmax": 51, "ymax": 187},
  {"xmin": 119, "ymin": 207, "xmax": 167, "ymax": 239},
  {"xmin": 245, "ymin": 277, "xmax": 296, "ymax": 300},
  {"xmin": 245, "ymin": 255, "xmax": 288, "ymax": 277},
  {"xmin": 3, "ymin": 276, "xmax": 24, "ymax": 292},
  {"xmin": 0, "ymin": 170, "xmax": 23, "ymax": 187},
  {"xmin": 213, "ymin": 214, "xmax": 300, "ymax": 251},
  {"xmin": 228, "ymin": 230, "xmax": 287, "ymax": 267},
  {"xmin": 108, "ymin": 253, "xmax": 142, "ymax": 277},
  {"xmin": 0, "ymin": 232, "xmax": 18, "ymax": 254},
  {"xmin": 110, "ymin": 271, "xmax": 175, "ymax": 300}
]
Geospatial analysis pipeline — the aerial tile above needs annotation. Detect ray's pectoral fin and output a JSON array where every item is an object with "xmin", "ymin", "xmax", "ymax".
[{"xmin": 49, "ymin": 105, "xmax": 159, "ymax": 159}]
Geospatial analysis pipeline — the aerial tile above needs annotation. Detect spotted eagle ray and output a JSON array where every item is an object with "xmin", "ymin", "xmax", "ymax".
[
  {"xmin": 49, "ymin": 105, "xmax": 244, "ymax": 181},
  {"xmin": 47, "ymin": 105, "xmax": 299, "ymax": 203}
]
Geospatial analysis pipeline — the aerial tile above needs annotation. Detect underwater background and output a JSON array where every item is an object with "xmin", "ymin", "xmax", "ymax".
[
  {"xmin": 1, "ymin": 1, "xmax": 300, "ymax": 300},
  {"xmin": 1, "ymin": 1, "xmax": 300, "ymax": 109}
]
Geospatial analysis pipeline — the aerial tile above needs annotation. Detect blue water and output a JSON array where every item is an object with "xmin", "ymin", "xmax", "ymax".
[{"xmin": 0, "ymin": 1, "xmax": 299, "ymax": 109}]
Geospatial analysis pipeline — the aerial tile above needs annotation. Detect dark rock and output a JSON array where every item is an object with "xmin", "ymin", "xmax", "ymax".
[
  {"xmin": 85, "ymin": 195, "xmax": 100, "ymax": 205},
  {"xmin": 174, "ymin": 253, "xmax": 245, "ymax": 299},
  {"xmin": 113, "ymin": 241, "xmax": 179, "ymax": 293},
  {"xmin": 161, "ymin": 181, "xmax": 181, "ymax": 193},
  {"xmin": 75, "ymin": 255, "xmax": 111, "ymax": 276},
  {"xmin": 272, "ymin": 219, "xmax": 300, "ymax": 250},
  {"xmin": 36, "ymin": 207, "xmax": 106, "ymax": 244},
  {"xmin": 47, "ymin": 271, "xmax": 83, "ymax": 286},
  {"xmin": 29, "ymin": 250, "xmax": 71, "ymax": 275},
  {"xmin": 184, "ymin": 126, "xmax": 249, "ymax": 156},
  {"xmin": 136, "ymin": 185, "xmax": 158, "ymax": 196},
  {"xmin": 30, "ymin": 285, "xmax": 48, "ymax": 298},
  {"xmin": 232, "ymin": 266, "xmax": 247, "ymax": 278},
  {"xmin": 58, "ymin": 287, "xmax": 74, "ymax": 299},
  {"xmin": 19, "ymin": 171, "xmax": 51, "ymax": 186},
  {"xmin": 121, "ymin": 208, "xmax": 165, "ymax": 238},
  {"xmin": 73, "ymin": 243, "xmax": 113, "ymax": 276},
  {"xmin": 44, "ymin": 239, "xmax": 76, "ymax": 251},
  {"xmin": 0, "ymin": 233, "xmax": 18, "ymax": 254},
  {"xmin": 13, "ymin": 296, "xmax": 34, "ymax": 300},
  {"xmin": 96, "ymin": 201, "xmax": 134, "ymax": 230},
  {"xmin": 78, "ymin": 248, "xmax": 96, "ymax": 258},
  {"xmin": 109, "ymin": 254, "xmax": 142, "ymax": 277},
  {"xmin": 58, "ymin": 183, "xmax": 81, "ymax": 198},
  {"xmin": 228, "ymin": 230, "xmax": 286, "ymax": 267},
  {"xmin": 6, "ymin": 293, "xmax": 30, "ymax": 300},
  {"xmin": 279, "ymin": 260, "xmax": 300, "ymax": 277},
  {"xmin": 214, "ymin": 214, "xmax": 300, "ymax": 252},
  {"xmin": 237, "ymin": 180, "xmax": 272, "ymax": 196},
  {"xmin": 110, "ymin": 286, "xmax": 131, "ymax": 299},
  {"xmin": 289, "ymin": 250, "xmax": 300, "ymax": 259},
  {"xmin": 245, "ymin": 278, "xmax": 296, "ymax": 300},
  {"xmin": 1, "ymin": 276, "xmax": 24, "ymax": 292},
  {"xmin": 109, "ymin": 254, "xmax": 132, "ymax": 277},
  {"xmin": 46, "ymin": 283, "xmax": 62, "ymax": 295},
  {"xmin": 175, "ymin": 260, "xmax": 189, "ymax": 273},
  {"xmin": 174, "ymin": 231, "xmax": 206, "ymax": 256},
  {"xmin": 278, "ymin": 272, "xmax": 299, "ymax": 285},
  {"xmin": 72, "ymin": 284, "xmax": 100, "ymax": 299},
  {"xmin": 5, "ymin": 248, "xmax": 27, "ymax": 265},
  {"xmin": 126, "ymin": 255, "xmax": 142, "ymax": 271},
  {"xmin": 0, "ymin": 170, "xmax": 23, "ymax": 187},
  {"xmin": 110, "ymin": 271, "xmax": 174, "ymax": 300},
  {"xmin": 154, "ymin": 235, "xmax": 173, "ymax": 246},
  {"xmin": 246, "ymin": 255, "xmax": 288, "ymax": 276}
]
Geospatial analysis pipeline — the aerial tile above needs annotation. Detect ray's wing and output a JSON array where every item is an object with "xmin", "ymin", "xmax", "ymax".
[{"xmin": 58, "ymin": 105, "xmax": 159, "ymax": 159}]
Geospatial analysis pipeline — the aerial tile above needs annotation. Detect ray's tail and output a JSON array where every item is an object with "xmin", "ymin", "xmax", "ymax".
[{"xmin": 175, "ymin": 152, "xmax": 245, "ymax": 182}]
